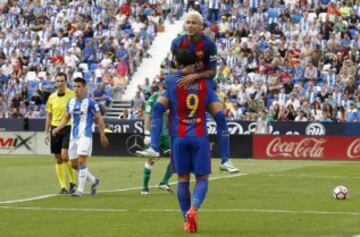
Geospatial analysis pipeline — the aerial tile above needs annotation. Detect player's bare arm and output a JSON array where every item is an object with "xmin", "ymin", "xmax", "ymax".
[
  {"xmin": 44, "ymin": 112, "xmax": 52, "ymax": 145},
  {"xmin": 95, "ymin": 112, "xmax": 109, "ymax": 148},
  {"xmin": 176, "ymin": 68, "xmax": 217, "ymax": 87},
  {"xmin": 52, "ymin": 113, "xmax": 71, "ymax": 136}
]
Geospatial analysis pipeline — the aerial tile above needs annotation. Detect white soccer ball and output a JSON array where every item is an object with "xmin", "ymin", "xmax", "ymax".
[{"xmin": 333, "ymin": 185, "xmax": 349, "ymax": 200}]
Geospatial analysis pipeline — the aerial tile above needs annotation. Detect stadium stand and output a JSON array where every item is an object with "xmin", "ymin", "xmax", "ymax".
[
  {"xmin": 0, "ymin": 0, "xmax": 359, "ymax": 122},
  {"xmin": 0, "ymin": 0, "xmax": 165, "ymax": 119},
  {"xmin": 128, "ymin": 0, "xmax": 360, "ymax": 122}
]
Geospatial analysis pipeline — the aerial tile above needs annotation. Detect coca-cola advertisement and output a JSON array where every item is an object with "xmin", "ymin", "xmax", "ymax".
[{"xmin": 253, "ymin": 135, "xmax": 360, "ymax": 160}]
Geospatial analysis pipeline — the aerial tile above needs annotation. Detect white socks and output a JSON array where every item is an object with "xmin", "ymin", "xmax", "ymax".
[{"xmin": 77, "ymin": 167, "xmax": 96, "ymax": 193}]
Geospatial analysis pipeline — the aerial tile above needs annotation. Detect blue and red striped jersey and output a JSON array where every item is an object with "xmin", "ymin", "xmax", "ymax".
[
  {"xmin": 171, "ymin": 34, "xmax": 217, "ymax": 72},
  {"xmin": 164, "ymin": 73, "xmax": 219, "ymax": 137}
]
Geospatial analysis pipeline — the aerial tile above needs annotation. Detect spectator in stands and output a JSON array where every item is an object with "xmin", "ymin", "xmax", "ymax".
[
  {"xmin": 322, "ymin": 103, "xmax": 335, "ymax": 121},
  {"xmin": 295, "ymin": 110, "xmax": 308, "ymax": 122},
  {"xmin": 285, "ymin": 104, "xmax": 297, "ymax": 121},
  {"xmin": 255, "ymin": 111, "xmax": 270, "ymax": 134},
  {"xmin": 207, "ymin": 0, "xmax": 220, "ymax": 22},
  {"xmin": 339, "ymin": 59, "xmax": 356, "ymax": 82},
  {"xmin": 18, "ymin": 101, "xmax": 27, "ymax": 118},
  {"xmin": 346, "ymin": 102, "xmax": 359, "ymax": 122},
  {"xmin": 92, "ymin": 84, "xmax": 107, "ymax": 106},
  {"xmin": 132, "ymin": 90, "xmax": 145, "ymax": 111},
  {"xmin": 11, "ymin": 92, "xmax": 22, "ymax": 110},
  {"xmin": 344, "ymin": 78, "xmax": 357, "ymax": 97},
  {"xmin": 30, "ymin": 89, "xmax": 43, "ymax": 106},
  {"xmin": 304, "ymin": 61, "xmax": 318, "ymax": 85},
  {"xmin": 120, "ymin": 108, "xmax": 131, "ymax": 119},
  {"xmin": 116, "ymin": 57, "xmax": 129, "ymax": 78},
  {"xmin": 311, "ymin": 101, "xmax": 323, "ymax": 121},
  {"xmin": 0, "ymin": 95, "xmax": 7, "ymax": 118}
]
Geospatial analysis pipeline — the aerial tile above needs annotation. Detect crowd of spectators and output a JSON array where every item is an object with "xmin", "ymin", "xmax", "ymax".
[
  {"xmin": 1, "ymin": 0, "xmax": 360, "ymax": 123},
  {"xmin": 211, "ymin": 0, "xmax": 360, "ymax": 122},
  {"xmin": 0, "ymin": 0, "xmax": 169, "ymax": 118},
  {"xmin": 135, "ymin": 0, "xmax": 360, "ymax": 123}
]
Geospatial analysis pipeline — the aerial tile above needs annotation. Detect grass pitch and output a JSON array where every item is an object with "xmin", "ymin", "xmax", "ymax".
[{"xmin": 1, "ymin": 156, "xmax": 360, "ymax": 237}]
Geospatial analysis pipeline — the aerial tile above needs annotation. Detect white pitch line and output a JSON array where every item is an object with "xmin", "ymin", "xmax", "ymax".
[
  {"xmin": 0, "ymin": 194, "xmax": 59, "ymax": 204},
  {"xmin": 140, "ymin": 209, "xmax": 360, "ymax": 216},
  {"xmin": 0, "ymin": 206, "xmax": 127, "ymax": 212},
  {"xmin": 1, "ymin": 206, "xmax": 360, "ymax": 216},
  {"xmin": 265, "ymin": 174, "xmax": 360, "ymax": 180},
  {"xmin": 100, "ymin": 173, "xmax": 247, "ymax": 193},
  {"xmin": 0, "ymin": 173, "xmax": 247, "ymax": 204}
]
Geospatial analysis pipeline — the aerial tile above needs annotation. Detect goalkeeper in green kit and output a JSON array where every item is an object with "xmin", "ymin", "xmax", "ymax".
[{"xmin": 138, "ymin": 82, "xmax": 173, "ymax": 195}]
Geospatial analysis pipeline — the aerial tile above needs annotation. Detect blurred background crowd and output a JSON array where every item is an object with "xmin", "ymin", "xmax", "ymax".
[
  {"xmin": 0, "ymin": 0, "xmax": 359, "ymax": 122},
  {"xmin": 0, "ymin": 0, "xmax": 168, "ymax": 118}
]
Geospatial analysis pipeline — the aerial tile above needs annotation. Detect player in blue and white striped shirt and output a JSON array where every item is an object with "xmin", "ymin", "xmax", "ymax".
[{"xmin": 53, "ymin": 78, "xmax": 109, "ymax": 197}]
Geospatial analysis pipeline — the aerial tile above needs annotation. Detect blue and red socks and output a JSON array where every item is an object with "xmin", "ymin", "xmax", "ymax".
[
  {"xmin": 177, "ymin": 180, "xmax": 191, "ymax": 220},
  {"xmin": 214, "ymin": 111, "xmax": 230, "ymax": 164},
  {"xmin": 192, "ymin": 177, "xmax": 208, "ymax": 210}
]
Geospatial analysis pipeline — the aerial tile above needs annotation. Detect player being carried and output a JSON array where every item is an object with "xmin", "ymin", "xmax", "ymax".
[
  {"xmin": 137, "ymin": 82, "xmax": 174, "ymax": 195},
  {"xmin": 52, "ymin": 77, "xmax": 109, "ymax": 197},
  {"xmin": 139, "ymin": 11, "xmax": 239, "ymax": 173}
]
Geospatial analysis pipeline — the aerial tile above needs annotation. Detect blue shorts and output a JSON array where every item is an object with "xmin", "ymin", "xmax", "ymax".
[
  {"xmin": 208, "ymin": 90, "xmax": 220, "ymax": 105},
  {"xmin": 171, "ymin": 136, "xmax": 211, "ymax": 175},
  {"xmin": 209, "ymin": 80, "xmax": 217, "ymax": 90}
]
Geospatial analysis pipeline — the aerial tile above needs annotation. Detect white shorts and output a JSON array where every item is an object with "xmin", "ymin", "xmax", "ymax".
[{"xmin": 69, "ymin": 137, "xmax": 93, "ymax": 160}]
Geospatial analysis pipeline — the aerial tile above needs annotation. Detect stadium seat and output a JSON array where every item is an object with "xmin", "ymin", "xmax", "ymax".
[
  {"xmin": 84, "ymin": 72, "xmax": 92, "ymax": 83},
  {"xmin": 89, "ymin": 63, "xmax": 98, "ymax": 73}
]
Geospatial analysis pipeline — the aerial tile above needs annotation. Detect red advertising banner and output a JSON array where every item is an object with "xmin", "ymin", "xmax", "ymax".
[{"xmin": 253, "ymin": 135, "xmax": 360, "ymax": 160}]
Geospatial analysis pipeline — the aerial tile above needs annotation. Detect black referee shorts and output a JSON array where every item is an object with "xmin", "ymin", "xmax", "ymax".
[{"xmin": 50, "ymin": 125, "xmax": 71, "ymax": 154}]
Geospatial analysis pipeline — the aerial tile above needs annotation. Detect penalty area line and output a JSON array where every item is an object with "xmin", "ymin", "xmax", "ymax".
[{"xmin": 0, "ymin": 173, "xmax": 247, "ymax": 204}]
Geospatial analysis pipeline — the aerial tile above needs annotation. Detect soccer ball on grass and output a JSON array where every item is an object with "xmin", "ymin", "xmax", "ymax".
[{"xmin": 333, "ymin": 185, "xmax": 349, "ymax": 200}]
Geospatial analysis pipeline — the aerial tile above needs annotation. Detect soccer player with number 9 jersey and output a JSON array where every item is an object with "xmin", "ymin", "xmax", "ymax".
[{"xmin": 149, "ymin": 48, "xmax": 220, "ymax": 233}]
